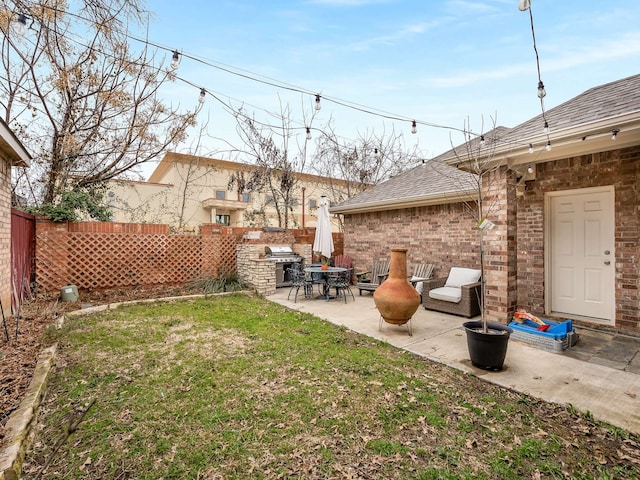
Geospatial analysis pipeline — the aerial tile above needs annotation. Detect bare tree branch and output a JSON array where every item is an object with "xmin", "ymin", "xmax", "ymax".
[
  {"xmin": 227, "ymin": 98, "xmax": 317, "ymax": 230},
  {"xmin": 311, "ymin": 120, "xmax": 420, "ymax": 228},
  {"xmin": 1, "ymin": 0, "xmax": 199, "ymax": 206}
]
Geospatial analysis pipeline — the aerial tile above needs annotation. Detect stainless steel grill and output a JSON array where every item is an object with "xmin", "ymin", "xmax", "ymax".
[
  {"xmin": 264, "ymin": 245, "xmax": 302, "ymax": 263},
  {"xmin": 264, "ymin": 245, "xmax": 302, "ymax": 287}
]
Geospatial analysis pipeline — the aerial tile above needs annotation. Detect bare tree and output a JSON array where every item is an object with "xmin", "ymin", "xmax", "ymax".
[
  {"xmin": 433, "ymin": 117, "xmax": 520, "ymax": 328},
  {"xmin": 171, "ymin": 118, "xmax": 219, "ymax": 231},
  {"xmin": 312, "ymin": 121, "xmax": 420, "ymax": 206},
  {"xmin": 1, "ymin": 0, "xmax": 198, "ymax": 207},
  {"xmin": 227, "ymin": 99, "xmax": 316, "ymax": 230}
]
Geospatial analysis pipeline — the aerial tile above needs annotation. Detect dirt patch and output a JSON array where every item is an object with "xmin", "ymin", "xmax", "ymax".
[{"xmin": 0, "ymin": 285, "xmax": 203, "ymax": 449}]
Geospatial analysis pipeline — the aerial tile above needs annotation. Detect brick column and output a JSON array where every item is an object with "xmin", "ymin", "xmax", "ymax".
[{"xmin": 483, "ymin": 166, "xmax": 518, "ymax": 323}]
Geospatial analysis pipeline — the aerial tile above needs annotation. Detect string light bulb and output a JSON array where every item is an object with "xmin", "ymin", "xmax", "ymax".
[
  {"xmin": 479, "ymin": 135, "xmax": 485, "ymax": 146},
  {"xmin": 199, "ymin": 88, "xmax": 206, "ymax": 104},
  {"xmin": 15, "ymin": 13, "xmax": 27, "ymax": 35},
  {"xmin": 170, "ymin": 50, "xmax": 180, "ymax": 70},
  {"xmin": 306, "ymin": 127, "xmax": 311, "ymax": 140},
  {"xmin": 527, "ymin": 164, "xmax": 534, "ymax": 174},
  {"xmin": 315, "ymin": 94, "xmax": 321, "ymax": 111},
  {"xmin": 528, "ymin": 143, "xmax": 534, "ymax": 154},
  {"xmin": 518, "ymin": 0, "xmax": 531, "ymax": 11},
  {"xmin": 611, "ymin": 128, "xmax": 619, "ymax": 140},
  {"xmin": 545, "ymin": 141, "xmax": 551, "ymax": 151},
  {"xmin": 543, "ymin": 121, "xmax": 549, "ymax": 134},
  {"xmin": 411, "ymin": 120, "xmax": 417, "ymax": 134},
  {"xmin": 537, "ymin": 80, "xmax": 546, "ymax": 98}
]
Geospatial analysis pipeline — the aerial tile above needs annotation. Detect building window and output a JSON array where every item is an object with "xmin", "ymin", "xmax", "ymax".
[
  {"xmin": 215, "ymin": 214, "xmax": 230, "ymax": 226},
  {"xmin": 266, "ymin": 195, "xmax": 274, "ymax": 205},
  {"xmin": 241, "ymin": 193, "xmax": 251, "ymax": 203},
  {"xmin": 309, "ymin": 199, "xmax": 317, "ymax": 209},
  {"xmin": 215, "ymin": 190, "xmax": 226, "ymax": 200},
  {"xmin": 288, "ymin": 198, "xmax": 299, "ymax": 207}
]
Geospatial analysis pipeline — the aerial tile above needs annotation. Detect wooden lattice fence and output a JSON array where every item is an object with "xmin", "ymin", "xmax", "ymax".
[{"xmin": 35, "ymin": 219, "xmax": 238, "ymax": 292}]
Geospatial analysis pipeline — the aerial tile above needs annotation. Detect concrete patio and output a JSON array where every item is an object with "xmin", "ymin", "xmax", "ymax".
[{"xmin": 267, "ymin": 287, "xmax": 640, "ymax": 435}]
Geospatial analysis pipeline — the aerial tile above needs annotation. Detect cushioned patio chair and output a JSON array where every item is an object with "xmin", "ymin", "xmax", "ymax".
[
  {"xmin": 356, "ymin": 258, "xmax": 390, "ymax": 295},
  {"xmin": 422, "ymin": 267, "xmax": 482, "ymax": 317}
]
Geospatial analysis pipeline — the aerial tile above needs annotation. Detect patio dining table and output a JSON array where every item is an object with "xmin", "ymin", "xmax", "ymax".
[{"xmin": 304, "ymin": 266, "xmax": 347, "ymax": 301}]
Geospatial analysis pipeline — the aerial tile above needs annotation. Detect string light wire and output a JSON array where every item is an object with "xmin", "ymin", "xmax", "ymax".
[
  {"xmin": 7, "ymin": 0, "xmax": 541, "ymax": 156},
  {"xmin": 523, "ymin": 1, "xmax": 551, "ymax": 150}
]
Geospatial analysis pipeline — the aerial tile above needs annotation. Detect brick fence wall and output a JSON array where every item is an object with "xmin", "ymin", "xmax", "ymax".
[
  {"xmin": 35, "ymin": 219, "xmax": 236, "ymax": 292},
  {"xmin": 34, "ymin": 219, "xmax": 342, "ymax": 293}
]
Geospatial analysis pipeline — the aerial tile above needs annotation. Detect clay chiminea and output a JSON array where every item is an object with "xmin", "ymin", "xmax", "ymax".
[{"xmin": 373, "ymin": 248, "xmax": 420, "ymax": 325}]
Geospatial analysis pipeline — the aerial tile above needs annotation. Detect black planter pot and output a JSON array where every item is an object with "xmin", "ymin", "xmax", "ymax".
[{"xmin": 463, "ymin": 321, "xmax": 513, "ymax": 371}]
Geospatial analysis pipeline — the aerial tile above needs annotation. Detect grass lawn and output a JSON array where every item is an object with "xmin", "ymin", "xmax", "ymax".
[{"xmin": 23, "ymin": 294, "xmax": 640, "ymax": 479}]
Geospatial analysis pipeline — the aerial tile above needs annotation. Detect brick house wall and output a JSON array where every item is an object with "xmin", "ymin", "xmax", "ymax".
[
  {"xmin": 341, "ymin": 176, "xmax": 517, "ymax": 324},
  {"xmin": 342, "ymin": 202, "xmax": 481, "ymax": 279},
  {"xmin": 516, "ymin": 146, "xmax": 640, "ymax": 332},
  {"xmin": 342, "ymin": 146, "xmax": 639, "ymax": 332},
  {"xmin": 0, "ymin": 158, "xmax": 10, "ymax": 313}
]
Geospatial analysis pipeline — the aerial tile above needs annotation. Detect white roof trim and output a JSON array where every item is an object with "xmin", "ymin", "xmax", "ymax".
[
  {"xmin": 0, "ymin": 118, "xmax": 30, "ymax": 167},
  {"xmin": 440, "ymin": 111, "xmax": 640, "ymax": 166},
  {"xmin": 331, "ymin": 189, "xmax": 476, "ymax": 214}
]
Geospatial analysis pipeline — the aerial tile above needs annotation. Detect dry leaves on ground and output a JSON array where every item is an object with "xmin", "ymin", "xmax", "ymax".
[{"xmin": 0, "ymin": 285, "xmax": 198, "ymax": 449}]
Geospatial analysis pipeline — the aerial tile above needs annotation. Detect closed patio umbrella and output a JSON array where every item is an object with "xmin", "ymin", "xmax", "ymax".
[{"xmin": 313, "ymin": 196, "xmax": 334, "ymax": 260}]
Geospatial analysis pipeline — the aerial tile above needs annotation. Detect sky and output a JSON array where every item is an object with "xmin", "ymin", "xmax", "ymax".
[{"xmin": 135, "ymin": 0, "xmax": 640, "ymax": 179}]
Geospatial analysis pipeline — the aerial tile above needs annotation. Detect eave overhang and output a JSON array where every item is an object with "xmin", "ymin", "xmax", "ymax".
[
  {"xmin": 330, "ymin": 189, "xmax": 476, "ymax": 215},
  {"xmin": 440, "ymin": 111, "xmax": 640, "ymax": 169},
  {"xmin": 202, "ymin": 198, "xmax": 249, "ymax": 211},
  {"xmin": 0, "ymin": 118, "xmax": 31, "ymax": 167}
]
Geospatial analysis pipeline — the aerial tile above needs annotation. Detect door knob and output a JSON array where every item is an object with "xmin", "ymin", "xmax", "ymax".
[
  {"xmin": 604, "ymin": 261, "xmax": 611, "ymax": 265},
  {"xmin": 604, "ymin": 250, "xmax": 610, "ymax": 255}
]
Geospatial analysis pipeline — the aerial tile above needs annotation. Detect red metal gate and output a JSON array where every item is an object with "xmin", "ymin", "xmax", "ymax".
[{"xmin": 11, "ymin": 208, "xmax": 35, "ymax": 314}]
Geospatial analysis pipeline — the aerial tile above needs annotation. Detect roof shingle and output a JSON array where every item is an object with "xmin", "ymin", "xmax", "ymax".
[
  {"xmin": 333, "ymin": 73, "xmax": 640, "ymax": 213},
  {"xmin": 331, "ymin": 160, "xmax": 476, "ymax": 213}
]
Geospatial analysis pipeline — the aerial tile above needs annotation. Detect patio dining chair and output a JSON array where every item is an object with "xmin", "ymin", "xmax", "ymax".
[
  {"xmin": 287, "ymin": 266, "xmax": 313, "ymax": 303},
  {"xmin": 333, "ymin": 254, "xmax": 354, "ymax": 284},
  {"xmin": 326, "ymin": 268, "xmax": 355, "ymax": 303},
  {"xmin": 333, "ymin": 254, "xmax": 353, "ymax": 269}
]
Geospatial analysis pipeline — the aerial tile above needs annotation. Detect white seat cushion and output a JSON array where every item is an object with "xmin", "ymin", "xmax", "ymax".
[
  {"xmin": 445, "ymin": 267, "xmax": 481, "ymax": 288},
  {"xmin": 410, "ymin": 276, "xmax": 424, "ymax": 294},
  {"xmin": 428, "ymin": 286, "xmax": 462, "ymax": 303}
]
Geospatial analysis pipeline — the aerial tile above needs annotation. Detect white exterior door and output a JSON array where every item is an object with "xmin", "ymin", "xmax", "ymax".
[{"xmin": 548, "ymin": 187, "xmax": 615, "ymax": 323}]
